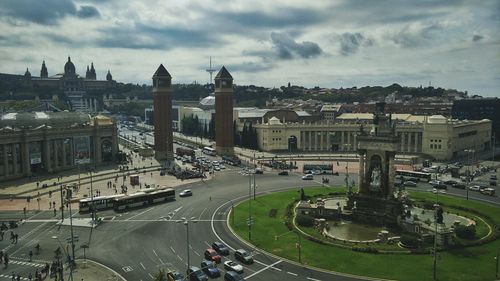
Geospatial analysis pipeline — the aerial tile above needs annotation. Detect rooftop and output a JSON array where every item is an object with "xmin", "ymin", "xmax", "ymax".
[{"xmin": 0, "ymin": 111, "xmax": 92, "ymax": 129}]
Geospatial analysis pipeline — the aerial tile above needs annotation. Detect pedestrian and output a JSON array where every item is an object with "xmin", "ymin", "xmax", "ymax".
[
  {"xmin": 11, "ymin": 272, "xmax": 15, "ymax": 281},
  {"xmin": 16, "ymin": 274, "xmax": 20, "ymax": 281},
  {"xmin": 14, "ymin": 234, "xmax": 18, "ymax": 244},
  {"xmin": 52, "ymin": 201, "xmax": 56, "ymax": 209},
  {"xmin": 0, "ymin": 230, "xmax": 3, "ymax": 240},
  {"xmin": 53, "ymin": 208, "xmax": 56, "ymax": 216},
  {"xmin": 49, "ymin": 202, "xmax": 51, "ymax": 209},
  {"xmin": 36, "ymin": 182, "xmax": 39, "ymax": 188},
  {"xmin": 49, "ymin": 191, "xmax": 52, "ymax": 198},
  {"xmin": 28, "ymin": 273, "xmax": 32, "ymax": 281},
  {"xmin": 29, "ymin": 250, "xmax": 33, "ymax": 261}
]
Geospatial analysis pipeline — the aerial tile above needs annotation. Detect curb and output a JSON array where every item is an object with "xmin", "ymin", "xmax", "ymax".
[{"xmin": 77, "ymin": 259, "xmax": 128, "ymax": 281}]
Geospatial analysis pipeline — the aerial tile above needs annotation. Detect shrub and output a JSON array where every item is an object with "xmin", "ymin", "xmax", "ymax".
[
  {"xmin": 352, "ymin": 247, "xmax": 379, "ymax": 254},
  {"xmin": 454, "ymin": 224, "xmax": 476, "ymax": 239},
  {"xmin": 296, "ymin": 214, "xmax": 314, "ymax": 227}
]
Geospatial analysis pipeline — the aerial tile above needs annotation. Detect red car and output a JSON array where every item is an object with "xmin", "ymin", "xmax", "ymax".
[{"xmin": 204, "ymin": 248, "xmax": 222, "ymax": 263}]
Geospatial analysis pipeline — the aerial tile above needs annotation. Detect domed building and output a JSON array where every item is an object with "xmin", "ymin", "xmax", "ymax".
[{"xmin": 19, "ymin": 57, "xmax": 117, "ymax": 112}]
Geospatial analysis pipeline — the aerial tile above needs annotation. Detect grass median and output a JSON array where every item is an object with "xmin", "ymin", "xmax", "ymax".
[{"xmin": 230, "ymin": 186, "xmax": 500, "ymax": 281}]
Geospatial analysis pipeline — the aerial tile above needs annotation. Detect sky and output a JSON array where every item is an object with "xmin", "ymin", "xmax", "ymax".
[{"xmin": 0, "ymin": 0, "xmax": 499, "ymax": 97}]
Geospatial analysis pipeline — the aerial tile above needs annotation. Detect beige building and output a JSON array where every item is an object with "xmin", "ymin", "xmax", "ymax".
[
  {"xmin": 0, "ymin": 112, "xmax": 118, "ymax": 182},
  {"xmin": 245, "ymin": 113, "xmax": 491, "ymax": 161}
]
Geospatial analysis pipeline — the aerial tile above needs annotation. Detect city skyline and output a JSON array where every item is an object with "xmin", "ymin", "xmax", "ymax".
[{"xmin": 0, "ymin": 0, "xmax": 499, "ymax": 97}]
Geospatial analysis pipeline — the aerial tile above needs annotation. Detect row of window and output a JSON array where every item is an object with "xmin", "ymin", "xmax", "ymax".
[
  {"xmin": 430, "ymin": 139, "xmax": 442, "ymax": 143},
  {"xmin": 430, "ymin": 144, "xmax": 442, "ymax": 149},
  {"xmin": 271, "ymin": 130, "xmax": 282, "ymax": 133}
]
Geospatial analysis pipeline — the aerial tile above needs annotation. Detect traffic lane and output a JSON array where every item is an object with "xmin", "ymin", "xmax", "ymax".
[{"xmin": 411, "ymin": 182, "xmax": 500, "ymax": 205}]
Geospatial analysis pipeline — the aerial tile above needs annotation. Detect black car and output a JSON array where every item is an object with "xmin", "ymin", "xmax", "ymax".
[
  {"xmin": 187, "ymin": 266, "xmax": 208, "ymax": 281},
  {"xmin": 200, "ymin": 260, "xmax": 221, "ymax": 278},
  {"xmin": 234, "ymin": 249, "xmax": 253, "ymax": 264},
  {"xmin": 433, "ymin": 183, "xmax": 448, "ymax": 190},
  {"xmin": 167, "ymin": 270, "xmax": 184, "ymax": 281},
  {"xmin": 212, "ymin": 241, "xmax": 230, "ymax": 255},
  {"xmin": 451, "ymin": 183, "xmax": 466, "ymax": 189},
  {"xmin": 224, "ymin": 271, "xmax": 245, "ymax": 281},
  {"xmin": 278, "ymin": 171, "xmax": 289, "ymax": 176},
  {"xmin": 444, "ymin": 180, "xmax": 458, "ymax": 185}
]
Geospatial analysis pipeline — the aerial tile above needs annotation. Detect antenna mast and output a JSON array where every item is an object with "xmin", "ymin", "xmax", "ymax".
[{"xmin": 205, "ymin": 56, "xmax": 216, "ymax": 84}]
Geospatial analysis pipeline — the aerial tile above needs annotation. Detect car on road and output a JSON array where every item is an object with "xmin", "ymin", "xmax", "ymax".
[
  {"xmin": 469, "ymin": 185, "xmax": 481, "ymax": 191},
  {"xmin": 179, "ymin": 189, "xmax": 193, "ymax": 197},
  {"xmin": 480, "ymin": 187, "xmax": 495, "ymax": 196},
  {"xmin": 204, "ymin": 248, "xmax": 222, "ymax": 263},
  {"xmin": 432, "ymin": 183, "xmax": 447, "ymax": 190},
  {"xmin": 234, "ymin": 249, "xmax": 253, "ymax": 264},
  {"xmin": 443, "ymin": 180, "xmax": 458, "ymax": 185},
  {"xmin": 451, "ymin": 183, "xmax": 466, "ymax": 189},
  {"xmin": 214, "ymin": 166, "xmax": 221, "ymax": 171},
  {"xmin": 302, "ymin": 174, "xmax": 313, "ymax": 180},
  {"xmin": 254, "ymin": 168, "xmax": 263, "ymax": 174},
  {"xmin": 491, "ymin": 175, "xmax": 497, "ymax": 180},
  {"xmin": 187, "ymin": 266, "xmax": 208, "ymax": 281},
  {"xmin": 223, "ymin": 260, "xmax": 244, "ymax": 273},
  {"xmin": 224, "ymin": 271, "xmax": 245, "ymax": 281},
  {"xmin": 278, "ymin": 171, "xmax": 289, "ymax": 176},
  {"xmin": 167, "ymin": 270, "xmax": 184, "ymax": 281},
  {"xmin": 200, "ymin": 260, "xmax": 221, "ymax": 278},
  {"xmin": 212, "ymin": 241, "xmax": 230, "ymax": 255},
  {"xmin": 403, "ymin": 181, "xmax": 417, "ymax": 187},
  {"xmin": 220, "ymin": 164, "xmax": 226, "ymax": 169}
]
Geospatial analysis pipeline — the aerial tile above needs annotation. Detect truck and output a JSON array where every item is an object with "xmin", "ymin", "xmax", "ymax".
[{"xmin": 176, "ymin": 147, "xmax": 195, "ymax": 157}]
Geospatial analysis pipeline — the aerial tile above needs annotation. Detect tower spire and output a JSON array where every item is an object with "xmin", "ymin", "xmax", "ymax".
[{"xmin": 205, "ymin": 56, "xmax": 216, "ymax": 84}]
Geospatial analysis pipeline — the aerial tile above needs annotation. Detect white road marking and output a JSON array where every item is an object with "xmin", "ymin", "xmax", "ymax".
[
  {"xmin": 111, "ymin": 216, "xmax": 117, "ymax": 221},
  {"xmin": 153, "ymin": 249, "xmax": 158, "ymax": 257},
  {"xmin": 159, "ymin": 258, "xmax": 165, "ymax": 265},
  {"xmin": 193, "ymin": 250, "xmax": 200, "ymax": 257},
  {"xmin": 177, "ymin": 255, "xmax": 183, "ymax": 261},
  {"xmin": 125, "ymin": 207, "xmax": 155, "ymax": 221},
  {"xmin": 287, "ymin": 271, "xmax": 298, "ymax": 276},
  {"xmin": 148, "ymin": 273, "xmax": 154, "ymax": 279},
  {"xmin": 307, "ymin": 277, "xmax": 321, "ymax": 281},
  {"xmin": 245, "ymin": 260, "xmax": 282, "ymax": 279},
  {"xmin": 170, "ymin": 246, "xmax": 176, "ymax": 253},
  {"xmin": 140, "ymin": 262, "xmax": 146, "ymax": 270}
]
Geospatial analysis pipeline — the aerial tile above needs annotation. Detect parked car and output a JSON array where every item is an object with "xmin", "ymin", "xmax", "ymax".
[
  {"xmin": 490, "ymin": 175, "xmax": 497, "ymax": 180},
  {"xmin": 187, "ymin": 266, "xmax": 208, "ymax": 281},
  {"xmin": 444, "ymin": 180, "xmax": 458, "ymax": 185},
  {"xmin": 204, "ymin": 248, "xmax": 222, "ymax": 263},
  {"xmin": 200, "ymin": 260, "xmax": 221, "ymax": 278},
  {"xmin": 234, "ymin": 249, "xmax": 253, "ymax": 264},
  {"xmin": 223, "ymin": 260, "xmax": 244, "ymax": 273},
  {"xmin": 212, "ymin": 241, "xmax": 230, "ymax": 255},
  {"xmin": 254, "ymin": 168, "xmax": 263, "ymax": 174},
  {"xmin": 403, "ymin": 181, "xmax": 417, "ymax": 187},
  {"xmin": 278, "ymin": 171, "xmax": 289, "ymax": 176},
  {"xmin": 224, "ymin": 271, "xmax": 245, "ymax": 281},
  {"xmin": 167, "ymin": 270, "xmax": 184, "ymax": 281},
  {"xmin": 179, "ymin": 189, "xmax": 193, "ymax": 197},
  {"xmin": 433, "ymin": 183, "xmax": 448, "ymax": 190},
  {"xmin": 302, "ymin": 174, "xmax": 313, "ymax": 180}
]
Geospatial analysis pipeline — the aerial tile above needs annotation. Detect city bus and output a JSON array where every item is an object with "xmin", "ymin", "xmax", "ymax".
[
  {"xmin": 79, "ymin": 194, "xmax": 125, "ymax": 213},
  {"xmin": 303, "ymin": 164, "xmax": 333, "ymax": 174},
  {"xmin": 395, "ymin": 170, "xmax": 432, "ymax": 182},
  {"xmin": 202, "ymin": 147, "xmax": 216, "ymax": 156},
  {"xmin": 113, "ymin": 188, "xmax": 176, "ymax": 211}
]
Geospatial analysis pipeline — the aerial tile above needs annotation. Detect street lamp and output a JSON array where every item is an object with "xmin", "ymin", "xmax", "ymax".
[
  {"xmin": 248, "ymin": 171, "xmax": 253, "ymax": 240},
  {"xmin": 495, "ymin": 248, "xmax": 499, "ymax": 279},
  {"xmin": 275, "ymin": 230, "xmax": 302, "ymax": 264},
  {"xmin": 343, "ymin": 144, "xmax": 352, "ymax": 193},
  {"xmin": 464, "ymin": 149, "xmax": 475, "ymax": 201},
  {"xmin": 176, "ymin": 217, "xmax": 197, "ymax": 273},
  {"xmin": 52, "ymin": 236, "xmax": 73, "ymax": 281},
  {"xmin": 433, "ymin": 189, "xmax": 445, "ymax": 280}
]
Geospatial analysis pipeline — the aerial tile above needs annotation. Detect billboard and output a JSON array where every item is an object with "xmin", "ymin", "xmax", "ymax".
[{"xmin": 74, "ymin": 136, "xmax": 91, "ymax": 164}]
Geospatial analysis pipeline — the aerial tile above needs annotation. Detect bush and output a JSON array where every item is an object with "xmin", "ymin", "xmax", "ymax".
[
  {"xmin": 296, "ymin": 214, "xmax": 314, "ymax": 227},
  {"xmin": 454, "ymin": 224, "xmax": 476, "ymax": 239},
  {"xmin": 352, "ymin": 247, "xmax": 379, "ymax": 254}
]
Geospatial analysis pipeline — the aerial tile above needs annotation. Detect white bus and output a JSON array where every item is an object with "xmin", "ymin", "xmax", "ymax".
[
  {"xmin": 79, "ymin": 194, "xmax": 125, "ymax": 213},
  {"xmin": 113, "ymin": 188, "xmax": 176, "ymax": 211},
  {"xmin": 202, "ymin": 147, "xmax": 216, "ymax": 156}
]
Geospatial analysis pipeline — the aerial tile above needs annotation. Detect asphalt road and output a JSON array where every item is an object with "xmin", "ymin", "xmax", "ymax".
[{"xmin": 2, "ymin": 164, "xmax": 499, "ymax": 280}]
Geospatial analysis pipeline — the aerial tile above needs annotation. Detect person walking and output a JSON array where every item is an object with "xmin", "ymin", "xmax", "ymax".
[
  {"xmin": 29, "ymin": 250, "xmax": 33, "ymax": 262},
  {"xmin": 28, "ymin": 273, "xmax": 32, "ymax": 281},
  {"xmin": 14, "ymin": 234, "xmax": 18, "ymax": 244},
  {"xmin": 11, "ymin": 272, "xmax": 15, "ymax": 281}
]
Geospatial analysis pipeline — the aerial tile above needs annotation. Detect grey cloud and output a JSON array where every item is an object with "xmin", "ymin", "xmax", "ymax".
[
  {"xmin": 472, "ymin": 35, "xmax": 484, "ymax": 42},
  {"xmin": 230, "ymin": 61, "xmax": 275, "ymax": 73},
  {"xmin": 337, "ymin": 32, "xmax": 373, "ymax": 56},
  {"xmin": 0, "ymin": 0, "xmax": 77, "ymax": 25},
  {"xmin": 390, "ymin": 23, "xmax": 442, "ymax": 48},
  {"xmin": 270, "ymin": 32, "xmax": 322, "ymax": 60},
  {"xmin": 77, "ymin": 5, "xmax": 100, "ymax": 18},
  {"xmin": 96, "ymin": 23, "xmax": 222, "ymax": 50}
]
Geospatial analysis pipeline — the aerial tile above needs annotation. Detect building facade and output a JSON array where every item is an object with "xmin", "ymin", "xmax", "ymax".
[
  {"xmin": 246, "ymin": 112, "xmax": 491, "ymax": 161},
  {"xmin": 452, "ymin": 98, "xmax": 500, "ymax": 143},
  {"xmin": 214, "ymin": 66, "xmax": 234, "ymax": 156},
  {"xmin": 0, "ymin": 112, "xmax": 118, "ymax": 182},
  {"xmin": 152, "ymin": 64, "xmax": 174, "ymax": 162}
]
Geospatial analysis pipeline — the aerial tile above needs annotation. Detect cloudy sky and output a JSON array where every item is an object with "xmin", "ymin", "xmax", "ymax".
[{"xmin": 0, "ymin": 0, "xmax": 499, "ymax": 97}]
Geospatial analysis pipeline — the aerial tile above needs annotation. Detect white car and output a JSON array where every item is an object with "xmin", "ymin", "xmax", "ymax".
[
  {"xmin": 220, "ymin": 164, "xmax": 226, "ymax": 169},
  {"xmin": 214, "ymin": 166, "xmax": 221, "ymax": 171},
  {"xmin": 469, "ymin": 185, "xmax": 481, "ymax": 191},
  {"xmin": 223, "ymin": 260, "xmax": 243, "ymax": 273}
]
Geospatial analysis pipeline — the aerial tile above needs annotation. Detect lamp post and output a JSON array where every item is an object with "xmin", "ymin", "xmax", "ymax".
[
  {"xmin": 343, "ymin": 144, "xmax": 352, "ymax": 193},
  {"xmin": 52, "ymin": 236, "xmax": 73, "ymax": 281},
  {"xmin": 275, "ymin": 230, "xmax": 302, "ymax": 263},
  {"xmin": 176, "ymin": 217, "xmax": 197, "ymax": 274},
  {"xmin": 248, "ymin": 171, "xmax": 253, "ymax": 240},
  {"xmin": 492, "ymin": 133, "xmax": 496, "ymax": 170},
  {"xmin": 464, "ymin": 149, "xmax": 475, "ymax": 201},
  {"xmin": 495, "ymin": 247, "xmax": 499, "ymax": 279},
  {"xmin": 433, "ymin": 189, "xmax": 445, "ymax": 280},
  {"xmin": 65, "ymin": 187, "xmax": 76, "ymax": 263}
]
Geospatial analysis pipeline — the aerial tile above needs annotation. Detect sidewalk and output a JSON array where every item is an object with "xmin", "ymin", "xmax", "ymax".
[{"xmin": 64, "ymin": 259, "xmax": 126, "ymax": 281}]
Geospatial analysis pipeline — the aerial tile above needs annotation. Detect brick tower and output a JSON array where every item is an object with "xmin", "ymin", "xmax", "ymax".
[
  {"xmin": 152, "ymin": 64, "xmax": 174, "ymax": 162},
  {"xmin": 214, "ymin": 66, "xmax": 234, "ymax": 156}
]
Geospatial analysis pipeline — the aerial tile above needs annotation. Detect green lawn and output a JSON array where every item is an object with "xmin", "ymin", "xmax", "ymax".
[{"xmin": 230, "ymin": 187, "xmax": 500, "ymax": 281}]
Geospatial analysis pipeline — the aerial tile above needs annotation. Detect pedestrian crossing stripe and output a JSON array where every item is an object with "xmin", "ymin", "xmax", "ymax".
[
  {"xmin": 9, "ymin": 260, "xmax": 45, "ymax": 267},
  {"xmin": 0, "ymin": 274, "xmax": 29, "ymax": 280},
  {"xmin": 11, "ymin": 257, "xmax": 49, "ymax": 264}
]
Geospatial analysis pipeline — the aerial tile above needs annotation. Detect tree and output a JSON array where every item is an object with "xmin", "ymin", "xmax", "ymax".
[
  {"xmin": 208, "ymin": 117, "xmax": 215, "ymax": 140},
  {"xmin": 454, "ymin": 224, "xmax": 476, "ymax": 239},
  {"xmin": 296, "ymin": 214, "xmax": 314, "ymax": 227},
  {"xmin": 233, "ymin": 120, "xmax": 240, "ymax": 146}
]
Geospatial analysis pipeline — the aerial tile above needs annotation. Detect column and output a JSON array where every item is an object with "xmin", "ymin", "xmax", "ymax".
[
  {"xmin": 43, "ymin": 138, "xmax": 52, "ymax": 173},
  {"xmin": 307, "ymin": 131, "xmax": 311, "ymax": 151},
  {"xmin": 414, "ymin": 132, "xmax": 418, "ymax": 152},
  {"xmin": 22, "ymin": 141, "xmax": 31, "ymax": 177},
  {"xmin": 358, "ymin": 152, "xmax": 365, "ymax": 194},
  {"xmin": 353, "ymin": 134, "xmax": 357, "ymax": 150},
  {"xmin": 3, "ymin": 144, "xmax": 8, "ymax": 176},
  {"xmin": 62, "ymin": 141, "xmax": 67, "ymax": 167},
  {"xmin": 12, "ymin": 144, "xmax": 19, "ymax": 175},
  {"xmin": 54, "ymin": 140, "xmax": 59, "ymax": 169},
  {"xmin": 388, "ymin": 155, "xmax": 395, "ymax": 198},
  {"xmin": 341, "ymin": 131, "xmax": 345, "ymax": 151},
  {"xmin": 94, "ymin": 136, "xmax": 102, "ymax": 165},
  {"xmin": 406, "ymin": 133, "xmax": 411, "ymax": 152}
]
